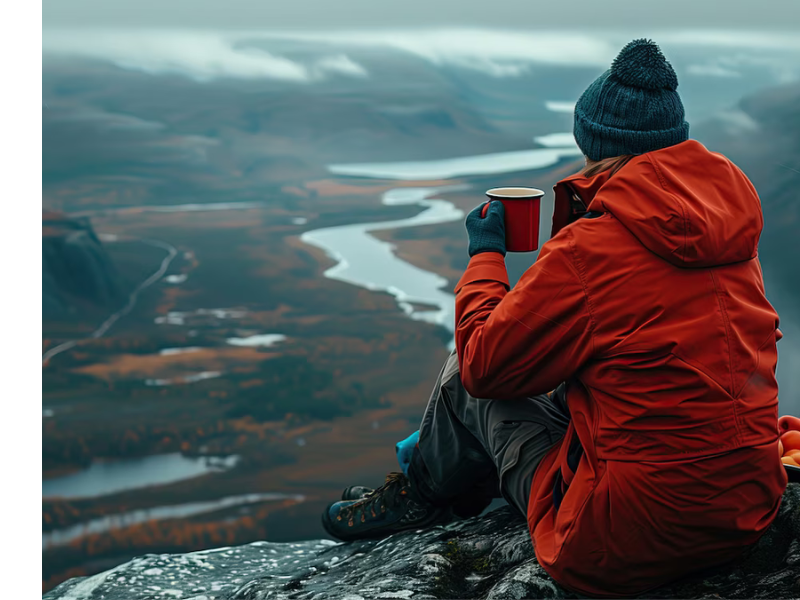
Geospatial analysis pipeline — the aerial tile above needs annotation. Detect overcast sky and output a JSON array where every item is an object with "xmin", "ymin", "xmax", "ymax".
[{"xmin": 43, "ymin": 0, "xmax": 800, "ymax": 30}]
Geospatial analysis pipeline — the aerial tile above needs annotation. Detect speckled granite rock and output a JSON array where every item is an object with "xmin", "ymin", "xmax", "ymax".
[{"xmin": 44, "ymin": 483, "xmax": 800, "ymax": 600}]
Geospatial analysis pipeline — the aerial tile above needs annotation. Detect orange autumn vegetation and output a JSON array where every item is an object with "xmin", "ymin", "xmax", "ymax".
[{"xmin": 73, "ymin": 347, "xmax": 274, "ymax": 382}]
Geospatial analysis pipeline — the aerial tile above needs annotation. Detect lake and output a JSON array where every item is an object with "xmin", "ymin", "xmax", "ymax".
[{"xmin": 42, "ymin": 453, "xmax": 240, "ymax": 499}]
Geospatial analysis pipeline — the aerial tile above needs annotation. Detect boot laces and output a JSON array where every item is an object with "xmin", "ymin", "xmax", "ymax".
[{"xmin": 341, "ymin": 472, "xmax": 407, "ymax": 521}]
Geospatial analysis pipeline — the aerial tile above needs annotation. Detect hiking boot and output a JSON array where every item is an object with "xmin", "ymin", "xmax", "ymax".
[
  {"xmin": 322, "ymin": 471, "xmax": 453, "ymax": 541},
  {"xmin": 341, "ymin": 485, "xmax": 374, "ymax": 501}
]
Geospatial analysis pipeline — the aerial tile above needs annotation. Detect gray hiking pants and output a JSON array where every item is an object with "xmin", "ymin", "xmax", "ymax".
[{"xmin": 408, "ymin": 349, "xmax": 570, "ymax": 519}]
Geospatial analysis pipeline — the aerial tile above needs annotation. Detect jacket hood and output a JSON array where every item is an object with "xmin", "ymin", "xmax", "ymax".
[{"xmin": 552, "ymin": 140, "xmax": 763, "ymax": 268}]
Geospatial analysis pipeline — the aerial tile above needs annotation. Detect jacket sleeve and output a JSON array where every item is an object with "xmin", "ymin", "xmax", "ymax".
[{"xmin": 454, "ymin": 230, "xmax": 596, "ymax": 399}]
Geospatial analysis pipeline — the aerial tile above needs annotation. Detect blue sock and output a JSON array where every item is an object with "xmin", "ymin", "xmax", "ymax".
[{"xmin": 395, "ymin": 430, "xmax": 420, "ymax": 476}]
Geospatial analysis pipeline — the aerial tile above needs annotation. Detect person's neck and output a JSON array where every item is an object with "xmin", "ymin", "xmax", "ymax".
[{"xmin": 580, "ymin": 155, "xmax": 635, "ymax": 178}]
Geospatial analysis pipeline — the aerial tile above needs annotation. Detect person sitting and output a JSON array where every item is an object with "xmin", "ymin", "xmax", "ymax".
[{"xmin": 321, "ymin": 38, "xmax": 788, "ymax": 598}]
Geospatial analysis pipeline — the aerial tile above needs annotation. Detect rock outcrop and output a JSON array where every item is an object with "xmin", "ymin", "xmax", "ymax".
[
  {"xmin": 44, "ymin": 483, "xmax": 800, "ymax": 600},
  {"xmin": 43, "ymin": 211, "xmax": 124, "ymax": 318}
]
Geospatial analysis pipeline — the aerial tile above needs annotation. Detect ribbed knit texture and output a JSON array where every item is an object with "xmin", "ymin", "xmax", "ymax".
[
  {"xmin": 574, "ymin": 39, "xmax": 690, "ymax": 161},
  {"xmin": 466, "ymin": 201, "xmax": 506, "ymax": 257}
]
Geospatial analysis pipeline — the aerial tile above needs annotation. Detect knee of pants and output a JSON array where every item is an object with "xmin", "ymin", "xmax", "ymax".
[{"xmin": 490, "ymin": 420, "xmax": 552, "ymax": 479}]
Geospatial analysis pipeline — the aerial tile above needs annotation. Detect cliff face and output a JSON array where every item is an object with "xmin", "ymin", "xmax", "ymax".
[
  {"xmin": 43, "ymin": 483, "xmax": 800, "ymax": 600},
  {"xmin": 42, "ymin": 212, "xmax": 124, "ymax": 318},
  {"xmin": 694, "ymin": 82, "xmax": 800, "ymax": 295}
]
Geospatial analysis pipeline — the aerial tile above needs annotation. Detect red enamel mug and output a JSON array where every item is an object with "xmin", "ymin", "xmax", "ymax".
[{"xmin": 482, "ymin": 187, "xmax": 543, "ymax": 252}]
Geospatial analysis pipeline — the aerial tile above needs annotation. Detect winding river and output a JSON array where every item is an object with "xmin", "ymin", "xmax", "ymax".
[
  {"xmin": 303, "ymin": 135, "xmax": 580, "ymax": 342},
  {"xmin": 301, "ymin": 185, "xmax": 468, "ymax": 337},
  {"xmin": 44, "ymin": 132, "xmax": 577, "ymax": 364},
  {"xmin": 42, "ymin": 132, "xmax": 578, "ymax": 541}
]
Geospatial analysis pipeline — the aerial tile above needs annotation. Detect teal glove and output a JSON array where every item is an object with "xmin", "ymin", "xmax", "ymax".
[
  {"xmin": 396, "ymin": 430, "xmax": 420, "ymax": 476},
  {"xmin": 466, "ymin": 201, "xmax": 506, "ymax": 257}
]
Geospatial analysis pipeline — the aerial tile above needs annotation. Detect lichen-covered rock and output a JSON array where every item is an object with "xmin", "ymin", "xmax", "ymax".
[{"xmin": 44, "ymin": 484, "xmax": 800, "ymax": 600}]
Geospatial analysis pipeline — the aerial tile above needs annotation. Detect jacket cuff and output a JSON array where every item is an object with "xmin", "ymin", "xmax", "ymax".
[{"xmin": 454, "ymin": 252, "xmax": 510, "ymax": 293}]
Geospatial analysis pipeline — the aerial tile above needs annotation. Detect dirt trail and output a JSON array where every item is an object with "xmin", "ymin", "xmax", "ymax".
[{"xmin": 43, "ymin": 236, "xmax": 178, "ymax": 365}]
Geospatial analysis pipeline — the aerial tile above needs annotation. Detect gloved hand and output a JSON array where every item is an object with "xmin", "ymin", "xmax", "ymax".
[
  {"xmin": 466, "ymin": 201, "xmax": 506, "ymax": 257},
  {"xmin": 395, "ymin": 430, "xmax": 420, "ymax": 476}
]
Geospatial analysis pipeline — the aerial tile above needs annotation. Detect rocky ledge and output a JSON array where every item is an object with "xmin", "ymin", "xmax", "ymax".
[{"xmin": 45, "ymin": 483, "xmax": 800, "ymax": 600}]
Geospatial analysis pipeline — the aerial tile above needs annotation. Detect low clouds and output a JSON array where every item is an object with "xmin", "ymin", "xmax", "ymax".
[
  {"xmin": 686, "ymin": 50, "xmax": 800, "ymax": 83},
  {"xmin": 248, "ymin": 28, "xmax": 617, "ymax": 75},
  {"xmin": 545, "ymin": 101, "xmax": 576, "ymax": 113},
  {"xmin": 311, "ymin": 54, "xmax": 369, "ymax": 79},
  {"xmin": 54, "ymin": 108, "xmax": 167, "ymax": 131},
  {"xmin": 42, "ymin": 28, "xmax": 618, "ymax": 82},
  {"xmin": 656, "ymin": 30, "xmax": 800, "ymax": 52},
  {"xmin": 43, "ymin": 27, "xmax": 800, "ymax": 83},
  {"xmin": 711, "ymin": 109, "xmax": 761, "ymax": 134},
  {"xmin": 687, "ymin": 64, "xmax": 742, "ymax": 78},
  {"xmin": 42, "ymin": 30, "xmax": 370, "ymax": 82},
  {"xmin": 289, "ymin": 28, "xmax": 800, "ymax": 79}
]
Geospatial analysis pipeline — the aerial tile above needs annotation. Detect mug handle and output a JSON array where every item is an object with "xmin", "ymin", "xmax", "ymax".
[{"xmin": 481, "ymin": 200, "xmax": 492, "ymax": 218}]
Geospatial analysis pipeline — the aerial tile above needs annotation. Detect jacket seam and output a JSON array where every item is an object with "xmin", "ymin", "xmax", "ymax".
[
  {"xmin": 646, "ymin": 154, "xmax": 690, "ymax": 264},
  {"xmin": 549, "ymin": 453, "xmax": 608, "ymax": 566},
  {"xmin": 583, "ymin": 380, "xmax": 604, "ymax": 465},
  {"xmin": 565, "ymin": 228, "xmax": 597, "ymax": 355},
  {"xmin": 733, "ymin": 329, "xmax": 775, "ymax": 400},
  {"xmin": 708, "ymin": 270, "xmax": 743, "ymax": 446},
  {"xmin": 517, "ymin": 310, "xmax": 569, "ymax": 330},
  {"xmin": 668, "ymin": 351, "xmax": 731, "ymax": 398}
]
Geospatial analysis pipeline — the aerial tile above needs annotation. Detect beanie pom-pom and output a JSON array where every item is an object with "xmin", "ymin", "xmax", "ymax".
[{"xmin": 610, "ymin": 38, "xmax": 678, "ymax": 91}]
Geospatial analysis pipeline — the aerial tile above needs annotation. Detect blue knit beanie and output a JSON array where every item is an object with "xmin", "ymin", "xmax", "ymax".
[{"xmin": 574, "ymin": 39, "xmax": 689, "ymax": 161}]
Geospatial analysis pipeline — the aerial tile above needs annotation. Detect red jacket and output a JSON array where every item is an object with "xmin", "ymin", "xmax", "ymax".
[{"xmin": 454, "ymin": 140, "xmax": 787, "ymax": 597}]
